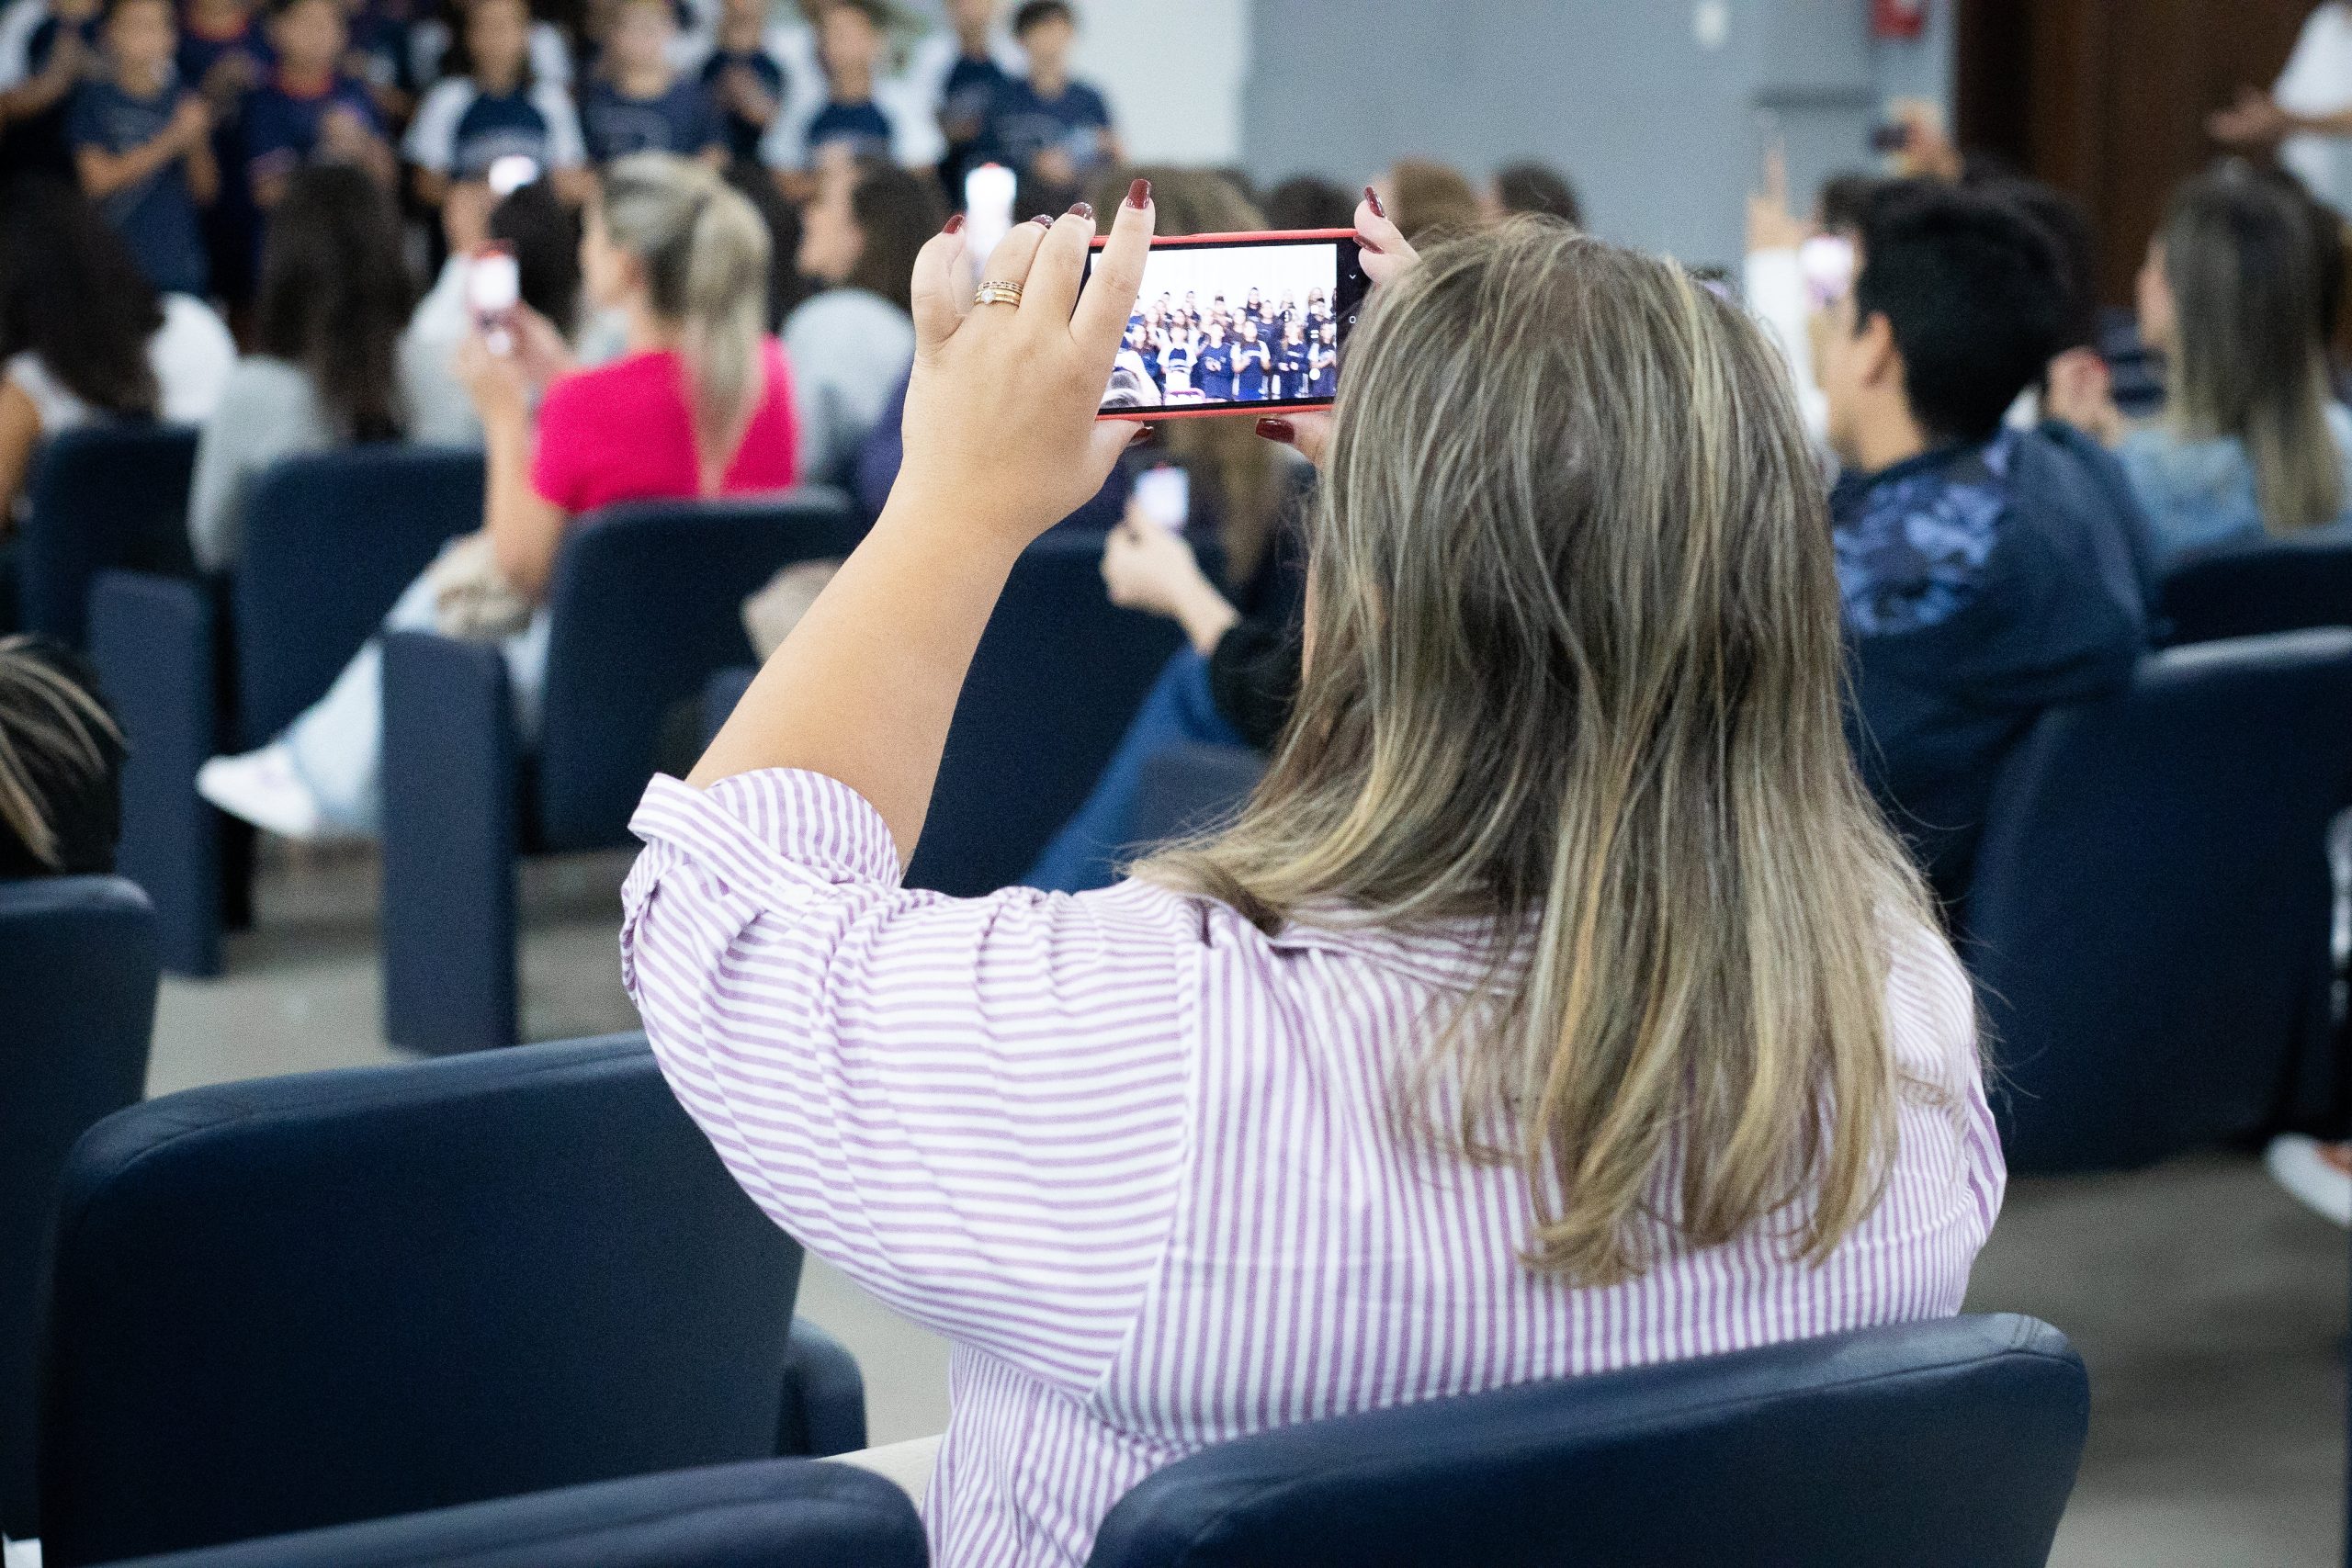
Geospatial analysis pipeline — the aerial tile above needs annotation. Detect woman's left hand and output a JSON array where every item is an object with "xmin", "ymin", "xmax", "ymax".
[
  {"xmin": 893, "ymin": 186, "xmax": 1156, "ymax": 554},
  {"xmin": 1261, "ymin": 190, "xmax": 1418, "ymax": 468}
]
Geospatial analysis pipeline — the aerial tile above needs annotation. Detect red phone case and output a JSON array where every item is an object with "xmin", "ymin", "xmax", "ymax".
[{"xmin": 1091, "ymin": 228, "xmax": 1358, "ymax": 422}]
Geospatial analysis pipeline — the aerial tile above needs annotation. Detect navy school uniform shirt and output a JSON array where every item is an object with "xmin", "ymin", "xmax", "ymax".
[
  {"xmin": 579, "ymin": 73, "xmax": 720, "ymax": 163},
  {"xmin": 1233, "ymin": 338, "xmax": 1269, "ymax": 400},
  {"xmin": 1836, "ymin": 423, "xmax": 2155, "ymax": 911},
  {"xmin": 1272, "ymin": 339, "xmax": 1307, "ymax": 400},
  {"xmin": 698, "ymin": 45, "xmax": 780, "ymax": 163},
  {"xmin": 342, "ymin": 0, "xmax": 410, "ymax": 98},
  {"xmin": 984, "ymin": 73, "xmax": 1107, "ymax": 175},
  {"xmin": 803, "ymin": 96, "xmax": 889, "ymax": 161},
  {"xmin": 0, "ymin": 0, "xmax": 102, "ymax": 175},
  {"xmin": 241, "ymin": 69, "xmax": 381, "ymax": 187},
  {"xmin": 68, "ymin": 77, "xmax": 210, "ymax": 295},
  {"xmin": 1308, "ymin": 342, "xmax": 1337, "ymax": 397},
  {"xmin": 402, "ymin": 74, "xmax": 582, "ymax": 179},
  {"xmin": 1194, "ymin": 339, "xmax": 1235, "ymax": 400},
  {"xmin": 175, "ymin": 13, "xmax": 268, "ymax": 101}
]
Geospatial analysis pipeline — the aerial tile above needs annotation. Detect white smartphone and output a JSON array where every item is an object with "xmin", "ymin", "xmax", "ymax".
[
  {"xmin": 486, "ymin": 153, "xmax": 540, "ymax": 198},
  {"xmin": 468, "ymin": 245, "xmax": 521, "ymax": 355},
  {"xmin": 963, "ymin": 162, "xmax": 1016, "ymax": 274},
  {"xmin": 1800, "ymin": 233, "xmax": 1857, "ymax": 311},
  {"xmin": 1133, "ymin": 465, "xmax": 1191, "ymax": 531}
]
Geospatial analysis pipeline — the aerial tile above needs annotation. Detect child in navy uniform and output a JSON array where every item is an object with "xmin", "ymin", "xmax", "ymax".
[
  {"xmin": 1309, "ymin": 319, "xmax": 1338, "ymax": 398},
  {"xmin": 178, "ymin": 0, "xmax": 265, "ymax": 108},
  {"xmin": 0, "ymin": 0, "xmax": 104, "ymax": 177},
  {"xmin": 340, "ymin": 0, "xmax": 412, "ymax": 123},
  {"xmin": 698, "ymin": 0, "xmax": 781, "ymax": 164},
  {"xmin": 1194, "ymin": 321, "xmax": 1234, "ymax": 402},
  {"xmin": 579, "ymin": 0, "xmax": 718, "ymax": 163},
  {"xmin": 402, "ymin": 0, "xmax": 582, "ymax": 207},
  {"xmin": 1234, "ymin": 318, "xmax": 1269, "ymax": 401},
  {"xmin": 760, "ymin": 0, "xmax": 906, "ymax": 198},
  {"xmin": 983, "ymin": 0, "xmax": 1111, "ymax": 196},
  {"xmin": 1273, "ymin": 320, "xmax": 1307, "ymax": 400},
  {"xmin": 241, "ymin": 0, "xmax": 393, "ymax": 210},
  {"xmin": 70, "ymin": 0, "xmax": 215, "ymax": 297}
]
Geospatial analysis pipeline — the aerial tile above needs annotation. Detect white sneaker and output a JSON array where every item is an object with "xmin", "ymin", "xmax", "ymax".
[
  {"xmin": 196, "ymin": 744, "xmax": 333, "ymax": 842},
  {"xmin": 2266, "ymin": 1134, "xmax": 2352, "ymax": 1228}
]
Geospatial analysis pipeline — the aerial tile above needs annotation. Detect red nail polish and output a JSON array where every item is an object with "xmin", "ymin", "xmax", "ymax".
[
  {"xmin": 1066, "ymin": 200, "xmax": 1093, "ymax": 220},
  {"xmin": 1029, "ymin": 213, "xmax": 1054, "ymax": 227},
  {"xmin": 943, "ymin": 211, "xmax": 964, "ymax": 233},
  {"xmin": 1126, "ymin": 177, "xmax": 1151, "ymax": 209},
  {"xmin": 1363, "ymin": 185, "xmax": 1385, "ymax": 219},
  {"xmin": 1131, "ymin": 423, "xmax": 1159, "ymax": 447},
  {"xmin": 1255, "ymin": 417, "xmax": 1295, "ymax": 444}
]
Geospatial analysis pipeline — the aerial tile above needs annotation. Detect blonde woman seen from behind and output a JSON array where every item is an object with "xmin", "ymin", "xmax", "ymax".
[
  {"xmin": 626, "ymin": 191, "xmax": 2000, "ymax": 1567},
  {"xmin": 198, "ymin": 154, "xmax": 797, "ymax": 840}
]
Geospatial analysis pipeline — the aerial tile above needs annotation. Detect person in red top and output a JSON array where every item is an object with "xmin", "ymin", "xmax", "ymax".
[{"xmin": 198, "ymin": 152, "xmax": 798, "ymax": 839}]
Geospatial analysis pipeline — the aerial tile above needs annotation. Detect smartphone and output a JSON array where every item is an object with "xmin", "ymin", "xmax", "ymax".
[
  {"xmin": 468, "ymin": 245, "xmax": 521, "ymax": 355},
  {"xmin": 1089, "ymin": 228, "xmax": 1369, "ymax": 420},
  {"xmin": 1800, "ymin": 233, "xmax": 1857, "ymax": 311},
  {"xmin": 963, "ymin": 162, "xmax": 1017, "ymax": 274},
  {"xmin": 1132, "ymin": 465, "xmax": 1191, "ymax": 530},
  {"xmin": 486, "ymin": 152, "xmax": 541, "ymax": 197}
]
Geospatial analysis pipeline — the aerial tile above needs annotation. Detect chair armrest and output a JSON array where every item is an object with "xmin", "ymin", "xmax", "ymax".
[
  {"xmin": 380, "ymin": 630, "xmax": 520, "ymax": 1053},
  {"xmin": 88, "ymin": 571, "xmax": 224, "ymax": 976},
  {"xmin": 776, "ymin": 1319, "xmax": 868, "ymax": 1459}
]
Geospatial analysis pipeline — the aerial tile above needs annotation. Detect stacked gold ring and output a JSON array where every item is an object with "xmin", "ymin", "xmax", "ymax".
[{"xmin": 973, "ymin": 280, "xmax": 1024, "ymax": 308}]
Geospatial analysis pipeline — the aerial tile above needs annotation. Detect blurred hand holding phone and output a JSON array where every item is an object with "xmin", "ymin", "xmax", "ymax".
[{"xmin": 467, "ymin": 244, "xmax": 522, "ymax": 357}]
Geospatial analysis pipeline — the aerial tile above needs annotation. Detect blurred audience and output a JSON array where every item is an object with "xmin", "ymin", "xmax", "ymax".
[
  {"xmin": 401, "ymin": 176, "xmax": 582, "ymax": 446},
  {"xmin": 187, "ymin": 163, "xmax": 411, "ymax": 570},
  {"xmin": 0, "ymin": 632, "xmax": 122, "ymax": 879},
  {"xmin": 402, "ymin": 0, "xmax": 586, "ymax": 212},
  {"xmin": 1259, "ymin": 172, "xmax": 1353, "ymax": 231},
  {"xmin": 982, "ymin": 0, "xmax": 1114, "ymax": 205},
  {"xmin": 70, "ymin": 0, "xmax": 217, "ymax": 299},
  {"xmin": 1487, "ymin": 158, "xmax": 1581, "ymax": 229},
  {"xmin": 0, "ymin": 0, "xmax": 102, "ymax": 182},
  {"xmin": 198, "ymin": 153, "xmax": 795, "ymax": 839},
  {"xmin": 1824, "ymin": 180, "xmax": 2152, "ymax": 908},
  {"xmin": 2052, "ymin": 162, "xmax": 2352, "ymax": 563},
  {"xmin": 698, "ymin": 0, "xmax": 785, "ymax": 166},
  {"xmin": 576, "ymin": 0, "xmax": 722, "ymax": 165},
  {"xmin": 1380, "ymin": 155, "xmax": 1482, "ymax": 243},
  {"xmin": 910, "ymin": 0, "xmax": 1019, "ymax": 197},
  {"xmin": 242, "ymin": 0, "xmax": 396, "ymax": 211},
  {"xmin": 0, "ymin": 176, "xmax": 232, "ymax": 524},
  {"xmin": 761, "ymin": 0, "xmax": 932, "ymax": 198},
  {"xmin": 786, "ymin": 152, "xmax": 940, "ymax": 486}
]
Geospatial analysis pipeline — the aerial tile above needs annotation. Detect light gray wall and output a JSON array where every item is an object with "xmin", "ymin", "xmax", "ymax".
[{"xmin": 1242, "ymin": 0, "xmax": 1955, "ymax": 267}]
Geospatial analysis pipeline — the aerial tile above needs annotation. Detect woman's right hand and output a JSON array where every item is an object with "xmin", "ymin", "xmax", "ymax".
[
  {"xmin": 1260, "ymin": 189, "xmax": 1417, "ymax": 468},
  {"xmin": 893, "ymin": 186, "xmax": 1157, "ymax": 555}
]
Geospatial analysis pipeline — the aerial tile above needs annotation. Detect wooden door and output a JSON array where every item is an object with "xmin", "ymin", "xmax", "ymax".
[{"xmin": 1959, "ymin": 0, "xmax": 2316, "ymax": 303}]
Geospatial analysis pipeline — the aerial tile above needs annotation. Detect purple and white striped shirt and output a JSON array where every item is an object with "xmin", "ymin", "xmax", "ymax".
[{"xmin": 620, "ymin": 768, "xmax": 2004, "ymax": 1568}]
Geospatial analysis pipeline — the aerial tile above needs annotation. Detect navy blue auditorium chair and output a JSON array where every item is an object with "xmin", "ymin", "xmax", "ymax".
[
  {"xmin": 1086, "ymin": 1314, "xmax": 2086, "ymax": 1568},
  {"xmin": 2155, "ymin": 531, "xmax": 2352, "ymax": 647},
  {"xmin": 15, "ymin": 425, "xmax": 198, "ymax": 645},
  {"xmin": 87, "ymin": 447, "xmax": 484, "ymax": 976},
  {"xmin": 1129, "ymin": 742, "xmax": 1269, "ymax": 853},
  {"xmin": 0, "ymin": 876, "xmax": 156, "ymax": 1540},
  {"xmin": 699, "ymin": 533, "xmax": 1201, "ymax": 897},
  {"xmin": 102, "ymin": 1460, "xmax": 923, "ymax": 1568},
  {"xmin": 37, "ymin": 1033, "xmax": 863, "ymax": 1567},
  {"xmin": 379, "ymin": 492, "xmax": 856, "ymax": 1054},
  {"xmin": 1964, "ymin": 629, "xmax": 2352, "ymax": 1172}
]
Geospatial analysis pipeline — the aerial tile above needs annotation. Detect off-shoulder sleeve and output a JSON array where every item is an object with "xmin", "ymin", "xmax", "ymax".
[{"xmin": 620, "ymin": 769, "xmax": 1195, "ymax": 1393}]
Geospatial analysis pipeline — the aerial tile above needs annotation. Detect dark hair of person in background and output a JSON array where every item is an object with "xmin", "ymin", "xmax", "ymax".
[
  {"xmin": 723, "ymin": 159, "xmax": 814, "ymax": 332},
  {"xmin": 843, "ymin": 159, "xmax": 947, "ymax": 314},
  {"xmin": 431, "ymin": 0, "xmax": 537, "ymax": 86},
  {"xmin": 1989, "ymin": 178, "xmax": 2100, "ymax": 355},
  {"xmin": 1816, "ymin": 172, "xmax": 1883, "ymax": 236},
  {"xmin": 2252, "ymin": 162, "xmax": 2348, "ymax": 358},
  {"xmin": 254, "ymin": 164, "xmax": 415, "ymax": 443},
  {"xmin": 1011, "ymin": 0, "xmax": 1070, "ymax": 36},
  {"xmin": 1854, "ymin": 178, "xmax": 2066, "ymax": 445},
  {"xmin": 0, "ymin": 176, "xmax": 163, "ymax": 420},
  {"xmin": 0, "ymin": 635, "xmax": 125, "ymax": 882},
  {"xmin": 489, "ymin": 180, "xmax": 583, "ymax": 338},
  {"xmin": 1385, "ymin": 157, "xmax": 1484, "ymax": 244},
  {"xmin": 1493, "ymin": 160, "xmax": 1583, "ymax": 230},
  {"xmin": 1260, "ymin": 175, "xmax": 1355, "ymax": 232}
]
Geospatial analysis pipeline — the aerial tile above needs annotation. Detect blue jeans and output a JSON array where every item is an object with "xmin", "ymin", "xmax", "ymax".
[{"xmin": 1025, "ymin": 647, "xmax": 1244, "ymax": 894}]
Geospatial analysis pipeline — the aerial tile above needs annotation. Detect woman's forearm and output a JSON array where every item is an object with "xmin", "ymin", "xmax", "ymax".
[
  {"xmin": 481, "ymin": 413, "xmax": 551, "ymax": 593},
  {"xmin": 688, "ymin": 491, "xmax": 1022, "ymax": 863}
]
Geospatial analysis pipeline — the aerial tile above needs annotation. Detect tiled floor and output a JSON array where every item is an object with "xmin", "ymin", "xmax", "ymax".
[{"xmin": 146, "ymin": 845, "xmax": 2348, "ymax": 1564}]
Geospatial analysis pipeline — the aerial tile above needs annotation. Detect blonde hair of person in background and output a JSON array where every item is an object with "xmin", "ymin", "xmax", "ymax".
[
  {"xmin": 598, "ymin": 153, "xmax": 774, "ymax": 489},
  {"xmin": 1383, "ymin": 156, "xmax": 1487, "ymax": 245},
  {"xmin": 1087, "ymin": 164, "xmax": 1286, "ymax": 584},
  {"xmin": 1138, "ymin": 220, "xmax": 1944, "ymax": 1286},
  {"xmin": 2153, "ymin": 161, "xmax": 2345, "ymax": 535},
  {"xmin": 0, "ymin": 636, "xmax": 122, "ymax": 874}
]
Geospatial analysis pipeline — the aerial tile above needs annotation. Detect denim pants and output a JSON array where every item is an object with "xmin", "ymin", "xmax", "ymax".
[
  {"xmin": 1024, "ymin": 646, "xmax": 1244, "ymax": 894},
  {"xmin": 281, "ymin": 568, "xmax": 552, "ymax": 834}
]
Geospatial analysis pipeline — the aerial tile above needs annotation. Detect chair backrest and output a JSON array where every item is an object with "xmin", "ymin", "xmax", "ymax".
[
  {"xmin": 232, "ymin": 446, "xmax": 485, "ymax": 746},
  {"xmin": 1087, "ymin": 1314, "xmax": 2087, "ymax": 1568},
  {"xmin": 1129, "ymin": 742, "xmax": 1268, "ymax": 853},
  {"xmin": 2155, "ymin": 532, "xmax": 2352, "ymax": 647},
  {"xmin": 1965, "ymin": 629, "xmax": 2352, "ymax": 1172},
  {"xmin": 101, "ymin": 1459, "xmax": 925, "ymax": 1568},
  {"xmin": 907, "ymin": 531, "xmax": 1193, "ymax": 896},
  {"xmin": 535, "ymin": 493, "xmax": 856, "ymax": 851},
  {"xmin": 40, "ymin": 1033, "xmax": 808, "ymax": 1567},
  {"xmin": 17, "ymin": 425, "xmax": 198, "ymax": 646},
  {"xmin": 0, "ymin": 876, "xmax": 155, "ymax": 1540}
]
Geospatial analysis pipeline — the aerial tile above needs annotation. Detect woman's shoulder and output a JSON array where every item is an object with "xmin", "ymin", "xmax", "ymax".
[{"xmin": 1879, "ymin": 913, "xmax": 1980, "ymax": 1077}]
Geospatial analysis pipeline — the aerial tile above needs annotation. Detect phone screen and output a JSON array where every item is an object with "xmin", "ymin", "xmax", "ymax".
[
  {"xmin": 468, "ymin": 247, "xmax": 521, "ymax": 354},
  {"xmin": 1133, "ymin": 465, "xmax": 1190, "ymax": 530},
  {"xmin": 1089, "ymin": 230, "xmax": 1368, "ymax": 418}
]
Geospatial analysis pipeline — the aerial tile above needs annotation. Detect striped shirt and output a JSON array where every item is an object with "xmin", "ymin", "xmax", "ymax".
[{"xmin": 620, "ymin": 768, "xmax": 2004, "ymax": 1568}]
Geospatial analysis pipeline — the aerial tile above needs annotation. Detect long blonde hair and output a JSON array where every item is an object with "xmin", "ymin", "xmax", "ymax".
[
  {"xmin": 0, "ymin": 636, "xmax": 122, "ymax": 874},
  {"xmin": 599, "ymin": 154, "xmax": 773, "ymax": 486},
  {"xmin": 2163, "ymin": 163, "xmax": 2346, "ymax": 535},
  {"xmin": 1139, "ymin": 220, "xmax": 1936, "ymax": 1286}
]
